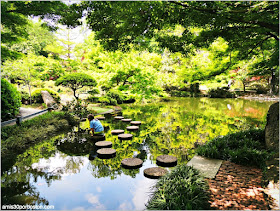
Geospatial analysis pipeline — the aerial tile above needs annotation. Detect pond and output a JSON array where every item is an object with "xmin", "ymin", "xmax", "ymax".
[{"xmin": 1, "ymin": 97, "xmax": 275, "ymax": 210}]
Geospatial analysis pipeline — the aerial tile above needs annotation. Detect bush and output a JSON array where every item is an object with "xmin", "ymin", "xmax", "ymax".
[
  {"xmin": 1, "ymin": 78, "xmax": 22, "ymax": 121},
  {"xmin": 106, "ymin": 90, "xmax": 125, "ymax": 104},
  {"xmin": 20, "ymin": 90, "xmax": 30, "ymax": 104},
  {"xmin": 146, "ymin": 165, "xmax": 210, "ymax": 210},
  {"xmin": 208, "ymin": 87, "xmax": 236, "ymax": 98},
  {"xmin": 31, "ymin": 88, "xmax": 61, "ymax": 104},
  {"xmin": 196, "ymin": 129, "xmax": 273, "ymax": 168}
]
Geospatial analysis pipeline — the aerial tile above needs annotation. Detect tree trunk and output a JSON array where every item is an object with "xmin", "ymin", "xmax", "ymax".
[
  {"xmin": 269, "ymin": 69, "xmax": 277, "ymax": 95},
  {"xmin": 73, "ymin": 89, "xmax": 78, "ymax": 100},
  {"xmin": 242, "ymin": 81, "xmax": 246, "ymax": 92},
  {"xmin": 28, "ymin": 83, "xmax": 32, "ymax": 105}
]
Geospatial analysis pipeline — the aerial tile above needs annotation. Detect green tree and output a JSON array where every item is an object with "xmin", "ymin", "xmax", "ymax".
[
  {"xmin": 1, "ymin": 78, "xmax": 22, "ymax": 121},
  {"xmin": 55, "ymin": 73, "xmax": 97, "ymax": 100}
]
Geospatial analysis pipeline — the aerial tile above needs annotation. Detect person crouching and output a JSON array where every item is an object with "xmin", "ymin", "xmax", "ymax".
[{"xmin": 87, "ymin": 114, "xmax": 104, "ymax": 136}]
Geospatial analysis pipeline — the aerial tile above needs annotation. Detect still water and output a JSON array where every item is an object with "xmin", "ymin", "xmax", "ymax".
[{"xmin": 1, "ymin": 98, "xmax": 275, "ymax": 210}]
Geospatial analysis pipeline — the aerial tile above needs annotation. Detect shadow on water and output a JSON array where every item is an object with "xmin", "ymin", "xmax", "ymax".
[{"xmin": 1, "ymin": 97, "xmax": 275, "ymax": 209}]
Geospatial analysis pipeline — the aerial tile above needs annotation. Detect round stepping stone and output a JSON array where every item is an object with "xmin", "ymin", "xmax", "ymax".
[
  {"xmin": 97, "ymin": 148, "xmax": 116, "ymax": 159},
  {"xmin": 95, "ymin": 141, "xmax": 112, "ymax": 149},
  {"xmin": 131, "ymin": 121, "xmax": 141, "ymax": 125},
  {"xmin": 121, "ymin": 119, "xmax": 132, "ymax": 122},
  {"xmin": 121, "ymin": 158, "xmax": 143, "ymax": 169},
  {"xmin": 156, "ymin": 155, "xmax": 177, "ymax": 167},
  {"xmin": 96, "ymin": 116, "xmax": 105, "ymax": 120},
  {"xmin": 90, "ymin": 134, "xmax": 105, "ymax": 141},
  {"xmin": 144, "ymin": 167, "xmax": 168, "ymax": 179},
  {"xmin": 114, "ymin": 116, "xmax": 124, "ymax": 120},
  {"xmin": 111, "ymin": 129, "xmax": 124, "ymax": 135},
  {"xmin": 126, "ymin": 126, "xmax": 139, "ymax": 131},
  {"xmin": 118, "ymin": 133, "xmax": 133, "ymax": 140}
]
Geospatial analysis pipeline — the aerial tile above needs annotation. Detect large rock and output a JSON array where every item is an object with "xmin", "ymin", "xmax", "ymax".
[
  {"xmin": 265, "ymin": 102, "xmax": 279, "ymax": 150},
  {"xmin": 41, "ymin": 91, "xmax": 57, "ymax": 108}
]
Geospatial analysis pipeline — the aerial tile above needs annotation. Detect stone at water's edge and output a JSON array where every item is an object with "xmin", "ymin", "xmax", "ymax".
[
  {"xmin": 144, "ymin": 167, "xmax": 168, "ymax": 179},
  {"xmin": 96, "ymin": 116, "xmax": 105, "ymax": 120},
  {"xmin": 121, "ymin": 158, "xmax": 143, "ymax": 169},
  {"xmin": 265, "ymin": 102, "xmax": 279, "ymax": 150}
]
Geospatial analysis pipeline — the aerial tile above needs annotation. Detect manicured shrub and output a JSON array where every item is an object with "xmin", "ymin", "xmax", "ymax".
[
  {"xmin": 146, "ymin": 165, "xmax": 210, "ymax": 210},
  {"xmin": 31, "ymin": 88, "xmax": 60, "ymax": 104},
  {"xmin": 1, "ymin": 78, "xmax": 22, "ymax": 121},
  {"xmin": 208, "ymin": 87, "xmax": 236, "ymax": 98},
  {"xmin": 106, "ymin": 90, "xmax": 125, "ymax": 104},
  {"xmin": 196, "ymin": 129, "xmax": 273, "ymax": 168},
  {"xmin": 20, "ymin": 90, "xmax": 30, "ymax": 104}
]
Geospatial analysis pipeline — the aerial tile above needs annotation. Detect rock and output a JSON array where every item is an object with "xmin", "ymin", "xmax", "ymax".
[
  {"xmin": 95, "ymin": 141, "xmax": 112, "ymax": 149},
  {"xmin": 41, "ymin": 91, "xmax": 57, "ymax": 108},
  {"xmin": 265, "ymin": 102, "xmax": 279, "ymax": 150},
  {"xmin": 121, "ymin": 119, "xmax": 132, "ymax": 122},
  {"xmin": 121, "ymin": 158, "xmax": 143, "ymax": 169},
  {"xmin": 156, "ymin": 155, "xmax": 177, "ymax": 167},
  {"xmin": 131, "ymin": 121, "xmax": 141, "ymax": 125},
  {"xmin": 126, "ymin": 126, "xmax": 139, "ymax": 131},
  {"xmin": 97, "ymin": 148, "xmax": 116, "ymax": 159},
  {"xmin": 118, "ymin": 133, "xmax": 133, "ymax": 140},
  {"xmin": 111, "ymin": 129, "xmax": 125, "ymax": 135},
  {"xmin": 114, "ymin": 116, "xmax": 124, "ymax": 120},
  {"xmin": 144, "ymin": 167, "xmax": 168, "ymax": 179}
]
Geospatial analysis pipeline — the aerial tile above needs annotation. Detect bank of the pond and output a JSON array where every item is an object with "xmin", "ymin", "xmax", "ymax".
[{"xmin": 1, "ymin": 111, "xmax": 78, "ymax": 172}]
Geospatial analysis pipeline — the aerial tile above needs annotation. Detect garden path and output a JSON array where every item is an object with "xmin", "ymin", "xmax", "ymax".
[{"xmin": 207, "ymin": 160, "xmax": 278, "ymax": 210}]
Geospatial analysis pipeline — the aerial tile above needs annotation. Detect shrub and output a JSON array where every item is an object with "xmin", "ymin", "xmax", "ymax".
[
  {"xmin": 20, "ymin": 90, "xmax": 30, "ymax": 104},
  {"xmin": 106, "ymin": 90, "xmax": 125, "ymax": 104},
  {"xmin": 31, "ymin": 88, "xmax": 60, "ymax": 104},
  {"xmin": 146, "ymin": 165, "xmax": 210, "ymax": 210},
  {"xmin": 196, "ymin": 129, "xmax": 273, "ymax": 168},
  {"xmin": 1, "ymin": 78, "xmax": 22, "ymax": 121},
  {"xmin": 208, "ymin": 87, "xmax": 236, "ymax": 98}
]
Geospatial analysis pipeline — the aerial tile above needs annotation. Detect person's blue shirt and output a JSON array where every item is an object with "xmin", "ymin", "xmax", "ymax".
[{"xmin": 90, "ymin": 119, "xmax": 104, "ymax": 132}]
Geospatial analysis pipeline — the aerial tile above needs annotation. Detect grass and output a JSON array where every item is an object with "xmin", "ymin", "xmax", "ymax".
[
  {"xmin": 146, "ymin": 165, "xmax": 210, "ymax": 210},
  {"xmin": 87, "ymin": 104, "xmax": 113, "ymax": 114},
  {"xmin": 1, "ymin": 111, "xmax": 78, "ymax": 172},
  {"xmin": 196, "ymin": 128, "xmax": 275, "ymax": 169}
]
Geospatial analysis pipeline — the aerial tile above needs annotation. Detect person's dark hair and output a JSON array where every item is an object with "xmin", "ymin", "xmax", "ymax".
[{"xmin": 87, "ymin": 114, "xmax": 95, "ymax": 121}]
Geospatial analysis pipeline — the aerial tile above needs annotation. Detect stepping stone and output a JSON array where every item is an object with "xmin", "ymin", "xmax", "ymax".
[
  {"xmin": 96, "ymin": 116, "xmax": 105, "ymax": 120},
  {"xmin": 97, "ymin": 148, "xmax": 116, "ymax": 159},
  {"xmin": 121, "ymin": 119, "xmax": 132, "ymax": 122},
  {"xmin": 90, "ymin": 134, "xmax": 105, "ymax": 141},
  {"xmin": 144, "ymin": 167, "xmax": 168, "ymax": 179},
  {"xmin": 111, "ymin": 129, "xmax": 124, "ymax": 135},
  {"xmin": 118, "ymin": 133, "xmax": 133, "ymax": 140},
  {"xmin": 156, "ymin": 155, "xmax": 177, "ymax": 167},
  {"xmin": 131, "ymin": 121, "xmax": 141, "ymax": 125},
  {"xmin": 187, "ymin": 155, "xmax": 223, "ymax": 179},
  {"xmin": 95, "ymin": 141, "xmax": 112, "ymax": 149},
  {"xmin": 126, "ymin": 126, "xmax": 139, "ymax": 131},
  {"xmin": 114, "ymin": 116, "xmax": 124, "ymax": 120},
  {"xmin": 121, "ymin": 158, "xmax": 143, "ymax": 169}
]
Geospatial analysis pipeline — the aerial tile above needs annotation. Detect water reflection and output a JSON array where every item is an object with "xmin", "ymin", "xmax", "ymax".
[{"xmin": 1, "ymin": 98, "xmax": 274, "ymax": 209}]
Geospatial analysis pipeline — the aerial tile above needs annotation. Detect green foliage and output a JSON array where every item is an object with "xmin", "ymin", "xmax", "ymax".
[
  {"xmin": 106, "ymin": 90, "xmax": 125, "ymax": 104},
  {"xmin": 1, "ymin": 78, "xmax": 22, "ymax": 121},
  {"xmin": 55, "ymin": 73, "xmax": 97, "ymax": 99},
  {"xmin": 61, "ymin": 99, "xmax": 90, "ymax": 118},
  {"xmin": 31, "ymin": 88, "xmax": 60, "ymax": 104},
  {"xmin": 196, "ymin": 129, "xmax": 273, "ymax": 168},
  {"xmin": 208, "ymin": 87, "xmax": 236, "ymax": 98},
  {"xmin": 146, "ymin": 165, "xmax": 210, "ymax": 210}
]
